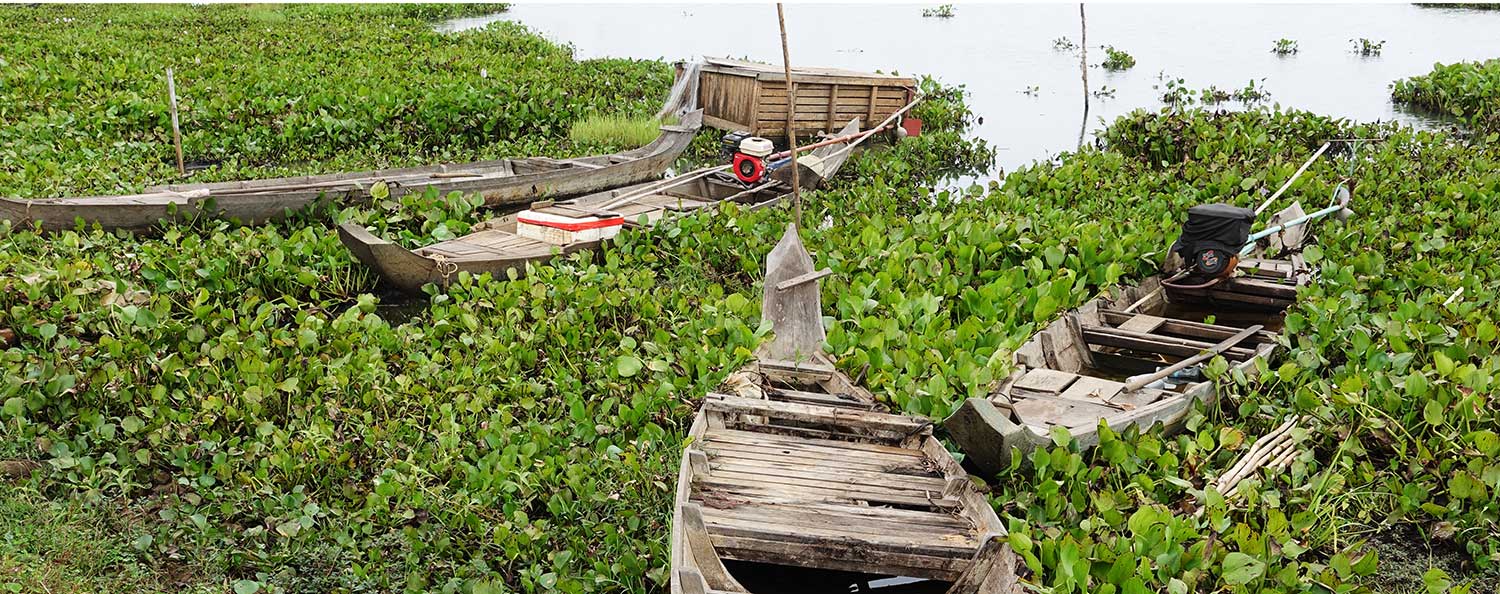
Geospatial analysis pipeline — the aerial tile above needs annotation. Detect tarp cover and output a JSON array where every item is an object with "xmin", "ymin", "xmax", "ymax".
[{"xmin": 1171, "ymin": 204, "xmax": 1254, "ymax": 262}]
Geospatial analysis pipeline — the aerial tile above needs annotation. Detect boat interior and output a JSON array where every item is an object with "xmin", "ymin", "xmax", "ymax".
[{"xmin": 1000, "ymin": 257, "xmax": 1301, "ymax": 431}]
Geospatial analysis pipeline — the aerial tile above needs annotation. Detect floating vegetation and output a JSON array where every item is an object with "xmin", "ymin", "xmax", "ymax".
[
  {"xmin": 1415, "ymin": 2, "xmax": 1500, "ymax": 8},
  {"xmin": 1393, "ymin": 59, "xmax": 1500, "ymax": 136},
  {"xmin": 1021, "ymin": 85, "xmax": 1041, "ymax": 96},
  {"xmin": 922, "ymin": 4, "xmax": 955, "ymax": 18},
  {"xmin": 1154, "ymin": 73, "xmax": 1271, "ymax": 109},
  {"xmin": 1091, "ymin": 85, "xmax": 1117, "ymax": 99},
  {"xmin": 568, "ymin": 114, "xmax": 671, "ymax": 150},
  {"xmin": 1100, "ymin": 45, "xmax": 1137, "ymax": 71},
  {"xmin": 9, "ymin": 4, "xmax": 1500, "ymax": 594},
  {"xmin": 1271, "ymin": 38, "xmax": 1300, "ymax": 56},
  {"xmin": 1052, "ymin": 36, "xmax": 1078, "ymax": 51},
  {"xmin": 0, "ymin": 4, "xmax": 671, "ymax": 200},
  {"xmin": 1351, "ymin": 37, "xmax": 1385, "ymax": 57}
]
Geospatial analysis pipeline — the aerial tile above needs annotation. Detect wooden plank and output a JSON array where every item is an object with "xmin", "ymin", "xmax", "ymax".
[
  {"xmin": 697, "ymin": 501, "xmax": 972, "ymax": 536},
  {"xmin": 1012, "ymin": 398, "xmax": 1119, "ymax": 430},
  {"xmin": 1099, "ymin": 310, "xmax": 1276, "ymax": 343},
  {"xmin": 728, "ymin": 422, "xmax": 907, "ymax": 445},
  {"xmin": 1117, "ymin": 314, "xmax": 1167, "ymax": 334},
  {"xmin": 712, "ymin": 535, "xmax": 966, "ymax": 582},
  {"xmin": 704, "ymin": 396, "xmax": 928, "ymax": 435},
  {"xmin": 701, "ymin": 513, "xmax": 977, "ymax": 557},
  {"xmin": 707, "ymin": 462, "xmax": 949, "ymax": 495},
  {"xmin": 1058, "ymin": 376, "xmax": 1125, "ymax": 401},
  {"xmin": 1083, "ymin": 327, "xmax": 1257, "ymax": 360},
  {"xmin": 773, "ymin": 268, "xmax": 834, "ymax": 291},
  {"xmin": 694, "ymin": 476, "xmax": 960, "ymax": 509},
  {"xmin": 1013, "ymin": 368, "xmax": 1078, "ymax": 394},
  {"xmin": 680, "ymin": 504, "xmax": 750, "ymax": 592},
  {"xmin": 705, "ymin": 446, "xmax": 937, "ymax": 475},
  {"xmin": 825, "ymin": 83, "xmax": 839, "ymax": 129},
  {"xmin": 766, "ymin": 387, "xmax": 876, "ymax": 410},
  {"xmin": 756, "ymin": 358, "xmax": 834, "ymax": 380},
  {"xmin": 867, "ymin": 85, "xmax": 879, "ymax": 124},
  {"xmin": 705, "ymin": 428, "xmax": 929, "ymax": 460}
]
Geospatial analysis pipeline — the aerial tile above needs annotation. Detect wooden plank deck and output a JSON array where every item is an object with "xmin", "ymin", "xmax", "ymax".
[{"xmin": 689, "ymin": 395, "xmax": 984, "ymax": 582}]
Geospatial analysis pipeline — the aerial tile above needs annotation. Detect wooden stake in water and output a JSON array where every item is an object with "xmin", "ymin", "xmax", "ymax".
[
  {"xmin": 167, "ymin": 68, "xmax": 185, "ymax": 176},
  {"xmin": 1077, "ymin": 3, "xmax": 1089, "ymax": 150},
  {"xmin": 776, "ymin": 3, "xmax": 802, "ymax": 228}
]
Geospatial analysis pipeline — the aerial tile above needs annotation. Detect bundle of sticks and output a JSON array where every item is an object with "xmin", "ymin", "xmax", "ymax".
[{"xmin": 1213, "ymin": 415, "xmax": 1303, "ymax": 501}]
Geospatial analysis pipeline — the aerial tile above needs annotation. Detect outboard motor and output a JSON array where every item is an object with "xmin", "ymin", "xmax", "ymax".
[
  {"xmin": 1170, "ymin": 204, "xmax": 1254, "ymax": 283},
  {"xmin": 732, "ymin": 136, "xmax": 775, "ymax": 184}
]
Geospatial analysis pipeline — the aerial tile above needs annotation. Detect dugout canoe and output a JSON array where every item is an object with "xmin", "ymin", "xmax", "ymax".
[
  {"xmin": 339, "ymin": 119, "xmax": 861, "ymax": 293},
  {"xmin": 944, "ymin": 203, "xmax": 1326, "ymax": 476},
  {"xmin": 670, "ymin": 226, "xmax": 1024, "ymax": 594},
  {"xmin": 0, "ymin": 111, "xmax": 702, "ymax": 233}
]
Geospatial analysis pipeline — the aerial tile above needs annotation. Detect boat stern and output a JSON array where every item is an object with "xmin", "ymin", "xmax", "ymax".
[{"xmin": 943, "ymin": 397, "xmax": 1038, "ymax": 476}]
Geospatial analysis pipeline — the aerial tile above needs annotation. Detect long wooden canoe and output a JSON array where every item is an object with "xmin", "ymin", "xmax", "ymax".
[
  {"xmin": 671, "ymin": 226, "xmax": 1023, "ymax": 594},
  {"xmin": 944, "ymin": 204, "xmax": 1318, "ymax": 476},
  {"xmin": 1, "ymin": 111, "xmax": 702, "ymax": 233},
  {"xmin": 339, "ymin": 119, "xmax": 861, "ymax": 293}
]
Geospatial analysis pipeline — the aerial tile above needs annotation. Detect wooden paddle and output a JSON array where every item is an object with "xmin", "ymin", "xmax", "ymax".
[{"xmin": 1121, "ymin": 323, "xmax": 1264, "ymax": 393}]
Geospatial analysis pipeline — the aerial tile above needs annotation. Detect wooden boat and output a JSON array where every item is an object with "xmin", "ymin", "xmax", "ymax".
[
  {"xmin": 339, "ymin": 119, "xmax": 861, "ymax": 293},
  {"xmin": 0, "ymin": 111, "xmax": 702, "ymax": 233},
  {"xmin": 671, "ymin": 226, "xmax": 1023, "ymax": 594},
  {"xmin": 944, "ymin": 202, "xmax": 1332, "ymax": 476}
]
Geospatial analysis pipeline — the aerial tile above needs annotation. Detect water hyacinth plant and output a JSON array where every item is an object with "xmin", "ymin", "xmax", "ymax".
[
  {"xmin": 3, "ymin": 4, "xmax": 1500, "ymax": 594},
  {"xmin": 922, "ymin": 4, "xmax": 956, "ymax": 18},
  {"xmin": 1272, "ymin": 38, "xmax": 1299, "ymax": 56},
  {"xmin": 1100, "ymin": 46, "xmax": 1137, "ymax": 71},
  {"xmin": 1351, "ymin": 37, "xmax": 1386, "ymax": 57},
  {"xmin": 1392, "ymin": 59, "xmax": 1500, "ymax": 134}
]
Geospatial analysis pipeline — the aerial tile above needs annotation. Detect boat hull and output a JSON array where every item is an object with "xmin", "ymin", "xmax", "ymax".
[
  {"xmin": 343, "ymin": 119, "xmax": 862, "ymax": 294},
  {"xmin": 944, "ymin": 268, "xmax": 1293, "ymax": 477},
  {"xmin": 3, "ymin": 111, "xmax": 702, "ymax": 233}
]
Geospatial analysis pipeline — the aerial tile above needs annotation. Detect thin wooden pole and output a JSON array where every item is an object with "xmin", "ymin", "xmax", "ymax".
[
  {"xmin": 1077, "ymin": 3, "xmax": 1089, "ymax": 149},
  {"xmin": 776, "ymin": 3, "xmax": 802, "ymax": 228},
  {"xmin": 167, "ymin": 68, "xmax": 185, "ymax": 176}
]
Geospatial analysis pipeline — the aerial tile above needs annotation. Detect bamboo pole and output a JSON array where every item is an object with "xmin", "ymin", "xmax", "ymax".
[
  {"xmin": 776, "ymin": 3, "xmax": 802, "ymax": 229},
  {"xmin": 1077, "ymin": 3, "xmax": 1089, "ymax": 149},
  {"xmin": 167, "ymin": 68, "xmax": 185, "ymax": 176}
]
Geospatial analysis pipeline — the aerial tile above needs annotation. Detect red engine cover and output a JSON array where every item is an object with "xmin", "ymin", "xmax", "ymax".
[{"xmin": 732, "ymin": 153, "xmax": 766, "ymax": 184}]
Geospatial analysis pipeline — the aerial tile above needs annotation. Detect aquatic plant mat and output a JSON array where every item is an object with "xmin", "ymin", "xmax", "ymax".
[{"xmin": 3, "ymin": 4, "xmax": 1500, "ymax": 594}]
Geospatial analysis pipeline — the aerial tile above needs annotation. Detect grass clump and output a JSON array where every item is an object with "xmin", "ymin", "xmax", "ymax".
[
  {"xmin": 569, "ymin": 114, "xmax": 669, "ymax": 150},
  {"xmin": 1393, "ymin": 59, "xmax": 1500, "ymax": 134}
]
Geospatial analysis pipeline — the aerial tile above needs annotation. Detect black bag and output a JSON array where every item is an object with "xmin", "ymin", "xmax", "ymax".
[{"xmin": 1171, "ymin": 204, "xmax": 1253, "ymax": 276}]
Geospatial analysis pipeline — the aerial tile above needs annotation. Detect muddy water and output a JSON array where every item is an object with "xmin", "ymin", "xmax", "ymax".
[{"xmin": 445, "ymin": 3, "xmax": 1500, "ymax": 179}]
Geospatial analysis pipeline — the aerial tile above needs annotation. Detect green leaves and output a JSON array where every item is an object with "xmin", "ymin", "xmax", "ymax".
[
  {"xmin": 1222, "ymin": 552, "xmax": 1266, "ymax": 585},
  {"xmin": 614, "ymin": 355, "xmax": 643, "ymax": 378}
]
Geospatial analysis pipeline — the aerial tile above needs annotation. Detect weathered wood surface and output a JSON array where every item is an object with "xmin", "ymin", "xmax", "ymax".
[
  {"xmin": 946, "ymin": 254, "xmax": 1308, "ymax": 475},
  {"xmin": 3, "ymin": 112, "xmax": 704, "ymax": 234},
  {"xmin": 342, "ymin": 120, "xmax": 861, "ymax": 293},
  {"xmin": 678, "ymin": 392, "xmax": 1019, "ymax": 589},
  {"xmin": 690, "ymin": 58, "xmax": 915, "ymax": 139},
  {"xmin": 759, "ymin": 226, "xmax": 827, "ymax": 363}
]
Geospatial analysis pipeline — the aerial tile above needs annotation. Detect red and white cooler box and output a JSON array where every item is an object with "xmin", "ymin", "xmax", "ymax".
[{"xmin": 516, "ymin": 208, "xmax": 625, "ymax": 244}]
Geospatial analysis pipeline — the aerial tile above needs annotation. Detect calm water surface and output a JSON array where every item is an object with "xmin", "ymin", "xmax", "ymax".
[{"xmin": 447, "ymin": 3, "xmax": 1500, "ymax": 178}]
